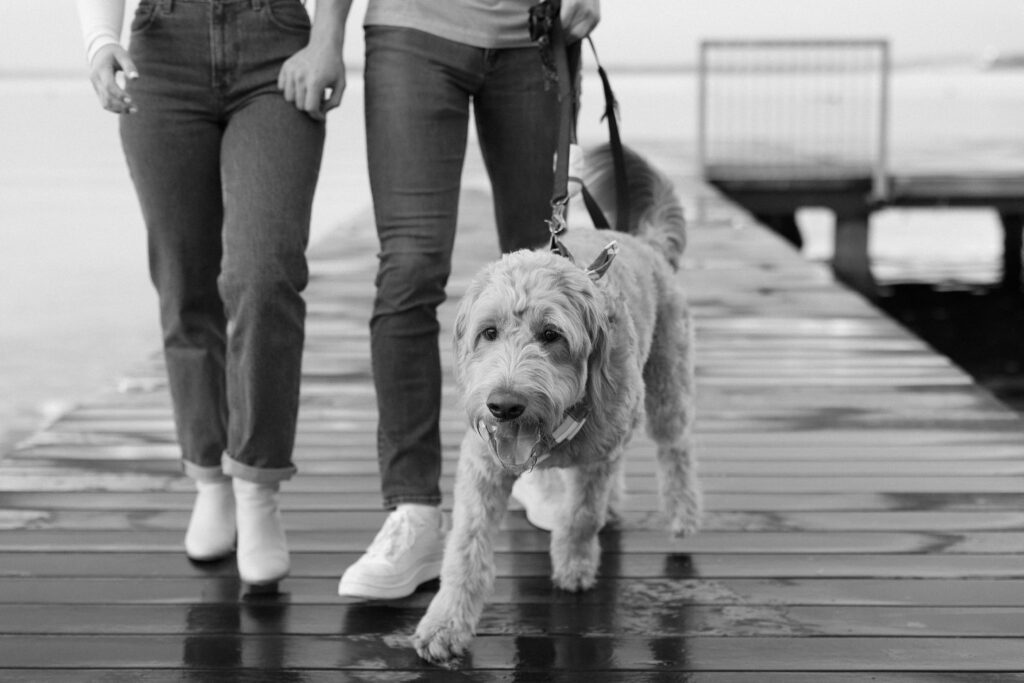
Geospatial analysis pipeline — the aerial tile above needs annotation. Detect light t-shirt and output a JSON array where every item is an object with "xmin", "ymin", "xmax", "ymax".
[{"xmin": 364, "ymin": 0, "xmax": 538, "ymax": 49}]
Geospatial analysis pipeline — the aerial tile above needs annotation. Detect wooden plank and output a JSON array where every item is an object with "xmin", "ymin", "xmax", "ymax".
[
  {"xmin": 14, "ymin": 441, "xmax": 1024, "ymax": 463},
  {"xmin": 7, "ymin": 528, "xmax": 1024, "ymax": 554},
  {"xmin": 1, "ymin": 603, "xmax": 1022, "ymax": 638},
  {"xmin": 9, "ymin": 454, "xmax": 1024, "ymax": 478},
  {"xmin": 5, "ymin": 508, "xmax": 1024, "ymax": 534},
  {"xmin": 0, "ymin": 674, "xmax": 1021, "ymax": 683},
  {"xmin": 1, "ymin": 577, "xmax": 1024, "ymax": 606},
  {"xmin": 4, "ymin": 551, "xmax": 1024, "ymax": 580},
  {"xmin": 4, "ymin": 490, "xmax": 1024, "ymax": 513},
  {"xmin": 0, "ymin": 634, "xmax": 1022, "ymax": 671},
  {"xmin": 1, "ymin": 673, "xmax": 1020, "ymax": 683},
  {"xmin": 4, "ymin": 471, "xmax": 1024, "ymax": 494}
]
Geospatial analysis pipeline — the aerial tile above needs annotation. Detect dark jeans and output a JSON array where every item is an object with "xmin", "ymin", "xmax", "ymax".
[
  {"xmin": 120, "ymin": 0, "xmax": 324, "ymax": 483},
  {"xmin": 364, "ymin": 26, "xmax": 565, "ymax": 508}
]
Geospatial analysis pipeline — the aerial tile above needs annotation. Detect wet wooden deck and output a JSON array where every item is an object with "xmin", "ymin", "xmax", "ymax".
[{"xmin": 3, "ymin": 146, "xmax": 1024, "ymax": 680}]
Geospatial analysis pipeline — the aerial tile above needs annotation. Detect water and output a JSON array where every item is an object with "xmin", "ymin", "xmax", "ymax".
[{"xmin": 2, "ymin": 66, "xmax": 1024, "ymax": 452}]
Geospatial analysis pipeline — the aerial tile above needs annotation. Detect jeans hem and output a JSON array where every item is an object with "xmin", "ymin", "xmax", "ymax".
[
  {"xmin": 383, "ymin": 495, "xmax": 442, "ymax": 510},
  {"xmin": 222, "ymin": 453, "xmax": 297, "ymax": 484},
  {"xmin": 182, "ymin": 461, "xmax": 229, "ymax": 483}
]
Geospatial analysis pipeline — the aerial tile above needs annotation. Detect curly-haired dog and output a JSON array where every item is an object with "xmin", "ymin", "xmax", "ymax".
[{"xmin": 413, "ymin": 144, "xmax": 701, "ymax": 664}]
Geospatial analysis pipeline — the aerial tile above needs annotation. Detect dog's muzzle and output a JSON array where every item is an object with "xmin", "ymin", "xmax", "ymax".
[
  {"xmin": 475, "ymin": 404, "xmax": 588, "ymax": 476},
  {"xmin": 475, "ymin": 418, "xmax": 551, "ymax": 477}
]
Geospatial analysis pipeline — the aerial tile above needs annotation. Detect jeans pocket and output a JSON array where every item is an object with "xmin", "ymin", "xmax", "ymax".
[
  {"xmin": 263, "ymin": 0, "xmax": 311, "ymax": 34},
  {"xmin": 130, "ymin": 0, "xmax": 159, "ymax": 34}
]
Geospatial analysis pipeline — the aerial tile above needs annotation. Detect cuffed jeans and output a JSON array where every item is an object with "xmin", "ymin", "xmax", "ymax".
[
  {"xmin": 120, "ymin": 0, "xmax": 324, "ymax": 483},
  {"xmin": 364, "ymin": 26, "xmax": 569, "ymax": 508}
]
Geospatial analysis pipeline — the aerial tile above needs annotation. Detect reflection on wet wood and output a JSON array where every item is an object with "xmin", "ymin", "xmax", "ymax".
[{"xmin": 3, "ymin": 148, "xmax": 1024, "ymax": 677}]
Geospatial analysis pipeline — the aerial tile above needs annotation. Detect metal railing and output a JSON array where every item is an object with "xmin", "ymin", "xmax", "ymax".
[{"xmin": 697, "ymin": 39, "xmax": 890, "ymax": 200}]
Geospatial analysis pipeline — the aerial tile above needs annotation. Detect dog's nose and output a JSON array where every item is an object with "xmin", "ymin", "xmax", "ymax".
[{"xmin": 486, "ymin": 390, "xmax": 526, "ymax": 421}]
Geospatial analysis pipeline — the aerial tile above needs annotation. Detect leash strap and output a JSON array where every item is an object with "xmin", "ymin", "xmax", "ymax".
[
  {"xmin": 587, "ymin": 37, "xmax": 630, "ymax": 232},
  {"xmin": 532, "ymin": 1, "xmax": 630, "ymax": 250},
  {"xmin": 545, "ymin": 0, "xmax": 574, "ymax": 253}
]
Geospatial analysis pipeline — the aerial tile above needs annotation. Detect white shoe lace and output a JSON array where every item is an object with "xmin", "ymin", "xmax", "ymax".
[{"xmin": 365, "ymin": 509, "xmax": 422, "ymax": 562}]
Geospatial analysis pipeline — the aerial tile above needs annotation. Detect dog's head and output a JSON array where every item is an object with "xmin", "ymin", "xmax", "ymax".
[{"xmin": 453, "ymin": 249, "xmax": 612, "ymax": 474}]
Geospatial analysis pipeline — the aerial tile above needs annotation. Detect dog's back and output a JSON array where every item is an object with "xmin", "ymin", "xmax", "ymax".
[{"xmin": 582, "ymin": 143, "xmax": 686, "ymax": 271}]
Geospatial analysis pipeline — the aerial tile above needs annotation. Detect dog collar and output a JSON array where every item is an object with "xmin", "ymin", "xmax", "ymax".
[
  {"xmin": 550, "ymin": 403, "xmax": 589, "ymax": 444},
  {"xmin": 531, "ymin": 402, "xmax": 589, "ymax": 469}
]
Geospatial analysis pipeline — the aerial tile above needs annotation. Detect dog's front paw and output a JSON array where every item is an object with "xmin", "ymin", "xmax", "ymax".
[
  {"xmin": 667, "ymin": 487, "xmax": 703, "ymax": 538},
  {"xmin": 552, "ymin": 560, "xmax": 598, "ymax": 592},
  {"xmin": 670, "ymin": 513, "xmax": 701, "ymax": 538},
  {"xmin": 551, "ymin": 548, "xmax": 599, "ymax": 593},
  {"xmin": 413, "ymin": 609, "xmax": 474, "ymax": 665}
]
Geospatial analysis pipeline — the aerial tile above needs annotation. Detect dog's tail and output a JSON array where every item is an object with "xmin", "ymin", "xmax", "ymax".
[{"xmin": 582, "ymin": 143, "xmax": 686, "ymax": 271}]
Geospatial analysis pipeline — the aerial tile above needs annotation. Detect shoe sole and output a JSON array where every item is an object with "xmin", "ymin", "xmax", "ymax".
[
  {"xmin": 338, "ymin": 559, "xmax": 442, "ymax": 600},
  {"xmin": 185, "ymin": 548, "xmax": 236, "ymax": 563}
]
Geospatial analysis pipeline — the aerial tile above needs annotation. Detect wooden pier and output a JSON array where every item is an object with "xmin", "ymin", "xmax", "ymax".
[
  {"xmin": 710, "ymin": 171, "xmax": 1024, "ymax": 295},
  {"xmin": 2, "ymin": 145, "xmax": 1024, "ymax": 680}
]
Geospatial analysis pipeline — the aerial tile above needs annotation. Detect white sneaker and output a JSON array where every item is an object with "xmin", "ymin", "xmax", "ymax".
[
  {"xmin": 338, "ymin": 504, "xmax": 447, "ymax": 600},
  {"xmin": 511, "ymin": 469, "xmax": 565, "ymax": 532},
  {"xmin": 184, "ymin": 478, "xmax": 236, "ymax": 562}
]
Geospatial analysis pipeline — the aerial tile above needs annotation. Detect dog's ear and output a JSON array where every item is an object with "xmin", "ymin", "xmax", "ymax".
[
  {"xmin": 583, "ymin": 293, "xmax": 615, "ymax": 411},
  {"xmin": 452, "ymin": 279, "xmax": 482, "ymax": 384}
]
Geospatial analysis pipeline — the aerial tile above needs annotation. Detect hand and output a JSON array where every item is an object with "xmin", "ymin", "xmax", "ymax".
[
  {"xmin": 88, "ymin": 43, "xmax": 138, "ymax": 114},
  {"xmin": 560, "ymin": 0, "xmax": 600, "ymax": 42},
  {"xmin": 278, "ymin": 41, "xmax": 345, "ymax": 122}
]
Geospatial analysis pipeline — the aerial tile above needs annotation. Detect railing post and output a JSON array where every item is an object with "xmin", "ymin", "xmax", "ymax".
[
  {"xmin": 873, "ymin": 40, "xmax": 891, "ymax": 202},
  {"xmin": 696, "ymin": 41, "xmax": 708, "ymax": 180}
]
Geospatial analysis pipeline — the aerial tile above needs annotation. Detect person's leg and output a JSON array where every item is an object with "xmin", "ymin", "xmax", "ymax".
[
  {"xmin": 214, "ymin": 0, "xmax": 326, "ymax": 585},
  {"xmin": 339, "ymin": 26, "xmax": 480, "ymax": 599},
  {"xmin": 119, "ymin": 0, "xmax": 236, "ymax": 562},
  {"xmin": 365, "ymin": 26, "xmax": 480, "ymax": 509},
  {"xmin": 218, "ymin": 99, "xmax": 322, "ymax": 483},
  {"xmin": 473, "ymin": 45, "xmax": 567, "ymax": 252},
  {"xmin": 120, "ymin": 2, "xmax": 228, "ymax": 484}
]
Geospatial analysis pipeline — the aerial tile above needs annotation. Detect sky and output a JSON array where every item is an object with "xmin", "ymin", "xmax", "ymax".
[{"xmin": 1, "ymin": 0, "xmax": 1023, "ymax": 75}]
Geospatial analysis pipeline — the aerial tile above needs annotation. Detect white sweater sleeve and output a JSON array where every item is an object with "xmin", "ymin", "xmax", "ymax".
[{"xmin": 76, "ymin": 0, "xmax": 126, "ymax": 64}]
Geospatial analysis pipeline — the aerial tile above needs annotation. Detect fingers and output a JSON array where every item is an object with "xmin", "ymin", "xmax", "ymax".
[
  {"xmin": 321, "ymin": 79, "xmax": 345, "ymax": 114},
  {"xmin": 278, "ymin": 53, "xmax": 345, "ymax": 122},
  {"xmin": 560, "ymin": 0, "xmax": 601, "ymax": 42},
  {"xmin": 89, "ymin": 44, "xmax": 138, "ymax": 114}
]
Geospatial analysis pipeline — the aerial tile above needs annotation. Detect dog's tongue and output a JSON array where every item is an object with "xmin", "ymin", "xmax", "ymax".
[{"xmin": 478, "ymin": 420, "xmax": 541, "ymax": 474}]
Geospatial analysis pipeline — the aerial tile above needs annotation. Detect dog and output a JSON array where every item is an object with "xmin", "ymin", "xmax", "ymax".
[{"xmin": 413, "ymin": 144, "xmax": 702, "ymax": 664}]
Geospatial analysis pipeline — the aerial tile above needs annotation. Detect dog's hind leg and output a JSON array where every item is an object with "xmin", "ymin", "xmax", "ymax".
[
  {"xmin": 643, "ymin": 294, "xmax": 702, "ymax": 537},
  {"xmin": 414, "ymin": 432, "xmax": 514, "ymax": 664},
  {"xmin": 550, "ymin": 459, "xmax": 618, "ymax": 592}
]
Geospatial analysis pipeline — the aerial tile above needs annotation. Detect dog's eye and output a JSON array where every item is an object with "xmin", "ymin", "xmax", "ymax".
[
  {"xmin": 540, "ymin": 329, "xmax": 561, "ymax": 344},
  {"xmin": 480, "ymin": 327, "xmax": 498, "ymax": 342}
]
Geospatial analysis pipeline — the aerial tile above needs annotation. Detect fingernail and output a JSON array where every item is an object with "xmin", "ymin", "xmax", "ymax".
[{"xmin": 128, "ymin": 71, "xmax": 139, "ymax": 79}]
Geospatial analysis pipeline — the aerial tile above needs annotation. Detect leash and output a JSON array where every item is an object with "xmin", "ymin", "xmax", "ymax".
[{"xmin": 530, "ymin": 0, "xmax": 631, "ymax": 255}]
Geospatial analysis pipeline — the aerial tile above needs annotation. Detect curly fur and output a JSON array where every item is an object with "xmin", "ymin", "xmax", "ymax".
[{"xmin": 413, "ymin": 145, "xmax": 702, "ymax": 665}]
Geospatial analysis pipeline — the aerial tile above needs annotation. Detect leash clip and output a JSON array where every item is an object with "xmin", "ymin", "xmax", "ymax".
[
  {"xmin": 547, "ymin": 199, "xmax": 576, "ymax": 260},
  {"xmin": 547, "ymin": 198, "xmax": 568, "ymax": 237}
]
